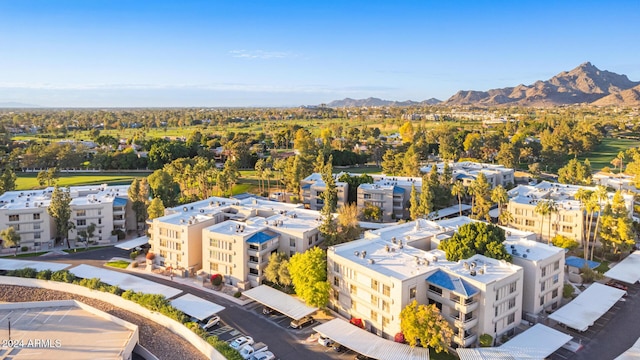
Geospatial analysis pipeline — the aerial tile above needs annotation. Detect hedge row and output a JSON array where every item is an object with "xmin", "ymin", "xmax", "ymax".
[{"xmin": 4, "ymin": 268, "xmax": 242, "ymax": 360}]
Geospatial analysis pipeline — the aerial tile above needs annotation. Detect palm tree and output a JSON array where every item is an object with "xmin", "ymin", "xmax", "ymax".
[
  {"xmin": 451, "ymin": 181, "xmax": 466, "ymax": 216},
  {"xmin": 590, "ymin": 185, "xmax": 608, "ymax": 260},
  {"xmin": 547, "ymin": 200, "xmax": 558, "ymax": 244},
  {"xmin": 499, "ymin": 210, "xmax": 514, "ymax": 226},
  {"xmin": 574, "ymin": 188, "xmax": 593, "ymax": 259},
  {"xmin": 535, "ymin": 200, "xmax": 550, "ymax": 242},
  {"xmin": 491, "ymin": 185, "xmax": 508, "ymax": 219}
]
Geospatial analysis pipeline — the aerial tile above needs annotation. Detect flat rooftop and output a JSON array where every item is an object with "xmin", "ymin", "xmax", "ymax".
[
  {"xmin": 0, "ymin": 300, "xmax": 138, "ymax": 360},
  {"xmin": 504, "ymin": 237, "xmax": 564, "ymax": 262},
  {"xmin": 0, "ymin": 185, "xmax": 131, "ymax": 211},
  {"xmin": 366, "ymin": 219, "xmax": 448, "ymax": 243},
  {"xmin": 204, "ymin": 219, "xmax": 265, "ymax": 237}
]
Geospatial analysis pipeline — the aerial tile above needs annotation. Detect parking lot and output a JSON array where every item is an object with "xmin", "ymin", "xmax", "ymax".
[{"xmin": 550, "ymin": 282, "xmax": 640, "ymax": 360}]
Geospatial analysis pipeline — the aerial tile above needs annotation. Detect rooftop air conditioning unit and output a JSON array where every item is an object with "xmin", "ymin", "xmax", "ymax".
[
  {"xmin": 478, "ymin": 268, "xmax": 484, "ymax": 275},
  {"xmin": 368, "ymin": 259, "xmax": 375, "ymax": 265},
  {"xmin": 470, "ymin": 270, "xmax": 476, "ymax": 276},
  {"xmin": 354, "ymin": 251, "xmax": 360, "ymax": 257},
  {"xmin": 183, "ymin": 207, "xmax": 188, "ymax": 212}
]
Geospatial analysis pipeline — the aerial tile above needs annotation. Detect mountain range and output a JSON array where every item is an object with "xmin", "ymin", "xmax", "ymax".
[{"xmin": 322, "ymin": 62, "xmax": 640, "ymax": 107}]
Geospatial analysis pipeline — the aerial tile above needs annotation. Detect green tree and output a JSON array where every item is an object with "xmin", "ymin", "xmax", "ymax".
[
  {"xmin": 599, "ymin": 191, "xmax": 635, "ymax": 255},
  {"xmin": 451, "ymin": 181, "xmax": 466, "ymax": 217},
  {"xmin": 147, "ymin": 197, "xmax": 165, "ymax": 220},
  {"xmin": 319, "ymin": 156, "xmax": 338, "ymax": 244},
  {"xmin": 288, "ymin": 247, "xmax": 330, "ymax": 307},
  {"xmin": 400, "ymin": 300, "xmax": 453, "ymax": 353},
  {"xmin": 398, "ymin": 121, "xmax": 415, "ymax": 143},
  {"xmin": 382, "ymin": 149, "xmax": 400, "ymax": 176},
  {"xmin": 37, "ymin": 167, "xmax": 59, "ymax": 187},
  {"xmin": 470, "ymin": 173, "xmax": 491, "ymax": 221},
  {"xmin": 498, "ymin": 210, "xmax": 514, "ymax": 226},
  {"xmin": 362, "ymin": 202, "xmax": 382, "ymax": 222},
  {"xmin": 86, "ymin": 223, "xmax": 96, "ymax": 244},
  {"xmin": 47, "ymin": 186, "xmax": 72, "ymax": 248},
  {"xmin": 148, "ymin": 169, "xmax": 180, "ymax": 207},
  {"xmin": 128, "ymin": 178, "xmax": 149, "ymax": 231},
  {"xmin": 491, "ymin": 185, "xmax": 508, "ymax": 219},
  {"xmin": 438, "ymin": 222, "xmax": 511, "ymax": 262},
  {"xmin": 0, "ymin": 226, "xmax": 21, "ymax": 255},
  {"xmin": 534, "ymin": 200, "xmax": 550, "ymax": 243},
  {"xmin": 0, "ymin": 167, "xmax": 17, "ymax": 194},
  {"xmin": 551, "ymin": 235, "xmax": 579, "ymax": 250},
  {"xmin": 402, "ymin": 145, "xmax": 421, "ymax": 177},
  {"xmin": 264, "ymin": 252, "xmax": 292, "ymax": 291},
  {"xmin": 409, "ymin": 183, "xmax": 420, "ymax": 220},
  {"xmin": 589, "ymin": 185, "xmax": 608, "ymax": 260},
  {"xmin": 335, "ymin": 203, "xmax": 362, "ymax": 244},
  {"xmin": 558, "ymin": 158, "xmax": 592, "ymax": 185}
]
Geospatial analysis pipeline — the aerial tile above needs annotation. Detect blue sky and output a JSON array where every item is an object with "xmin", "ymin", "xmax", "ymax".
[{"xmin": 1, "ymin": 0, "xmax": 639, "ymax": 107}]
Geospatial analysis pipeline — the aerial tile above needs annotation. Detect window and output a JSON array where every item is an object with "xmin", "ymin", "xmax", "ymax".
[
  {"xmin": 410, "ymin": 287, "xmax": 416, "ymax": 299},
  {"xmin": 8, "ymin": 215, "xmax": 19, "ymax": 222},
  {"xmin": 34, "ymin": 232, "xmax": 41, "ymax": 239},
  {"xmin": 371, "ymin": 279, "xmax": 379, "ymax": 291},
  {"xmin": 33, "ymin": 213, "xmax": 40, "ymax": 220},
  {"xmin": 350, "ymin": 285, "xmax": 356, "ymax": 295},
  {"xmin": 540, "ymin": 296, "xmax": 545, "ymax": 306},
  {"xmin": 552, "ymin": 289, "xmax": 558, "ymax": 298},
  {"xmin": 382, "ymin": 301, "xmax": 389, "ymax": 312},
  {"xmin": 34, "ymin": 223, "xmax": 40, "ymax": 230},
  {"xmin": 308, "ymin": 236, "xmax": 312, "ymax": 245},
  {"xmin": 370, "ymin": 310, "xmax": 378, "ymax": 322},
  {"xmin": 541, "ymin": 267, "xmax": 547, "ymax": 277},
  {"xmin": 364, "ymin": 193, "xmax": 371, "ymax": 199},
  {"xmin": 352, "ymin": 301, "xmax": 357, "ymax": 311},
  {"xmin": 209, "ymin": 263, "xmax": 219, "ymax": 272},
  {"xmin": 495, "ymin": 306, "xmax": 499, "ymax": 317},
  {"xmin": 382, "ymin": 284, "xmax": 390, "ymax": 297},
  {"xmin": 249, "ymin": 268, "xmax": 259, "ymax": 275},
  {"xmin": 552, "ymin": 274, "xmax": 559, "ymax": 284},
  {"xmin": 509, "ymin": 282, "xmax": 517, "ymax": 293},
  {"xmin": 382, "ymin": 317, "xmax": 389, "ymax": 328},
  {"xmin": 290, "ymin": 238, "xmax": 295, "ymax": 247},
  {"xmin": 77, "ymin": 219, "xmax": 86, "ymax": 226},
  {"xmin": 525, "ymin": 219, "xmax": 535, "ymax": 227},
  {"xmin": 508, "ymin": 298, "xmax": 516, "ymax": 309},
  {"xmin": 98, "ymin": 218, "xmax": 102, "ymax": 225},
  {"xmin": 334, "ymin": 277, "xmax": 340, "ymax": 287},
  {"xmin": 76, "ymin": 210, "xmax": 86, "ymax": 217},
  {"xmin": 554, "ymin": 260, "xmax": 560, "ymax": 271},
  {"xmin": 371, "ymin": 295, "xmax": 378, "ymax": 306},
  {"xmin": 562, "ymin": 225, "xmax": 573, "ymax": 233},
  {"xmin": 541, "ymin": 282, "xmax": 546, "ymax": 291},
  {"xmin": 333, "ymin": 262, "xmax": 340, "ymax": 273},
  {"xmin": 507, "ymin": 313, "xmax": 515, "ymax": 324},
  {"xmin": 12, "ymin": 224, "xmax": 19, "ymax": 231},
  {"xmin": 429, "ymin": 284, "xmax": 442, "ymax": 295}
]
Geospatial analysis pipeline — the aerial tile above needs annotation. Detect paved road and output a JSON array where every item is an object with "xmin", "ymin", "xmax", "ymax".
[{"xmin": 25, "ymin": 247, "xmax": 350, "ymax": 360}]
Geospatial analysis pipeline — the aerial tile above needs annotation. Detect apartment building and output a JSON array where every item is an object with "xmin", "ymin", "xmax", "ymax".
[
  {"xmin": 148, "ymin": 196, "xmax": 323, "ymax": 283},
  {"xmin": 437, "ymin": 216, "xmax": 565, "ymax": 321},
  {"xmin": 421, "ymin": 162, "xmax": 515, "ymax": 188},
  {"xmin": 0, "ymin": 185, "xmax": 135, "ymax": 251},
  {"xmin": 327, "ymin": 220, "xmax": 524, "ymax": 348},
  {"xmin": 357, "ymin": 176, "xmax": 421, "ymax": 222},
  {"xmin": 507, "ymin": 181, "xmax": 634, "ymax": 243},
  {"xmin": 300, "ymin": 173, "xmax": 348, "ymax": 210}
]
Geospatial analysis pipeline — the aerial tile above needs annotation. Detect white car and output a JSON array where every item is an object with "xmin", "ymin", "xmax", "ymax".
[
  {"xmin": 200, "ymin": 315, "xmax": 220, "ymax": 330},
  {"xmin": 318, "ymin": 335, "xmax": 334, "ymax": 347},
  {"xmin": 250, "ymin": 351, "xmax": 275, "ymax": 360},
  {"xmin": 230, "ymin": 336, "xmax": 254, "ymax": 350}
]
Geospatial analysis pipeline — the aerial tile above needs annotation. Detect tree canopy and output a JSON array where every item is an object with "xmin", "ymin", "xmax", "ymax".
[
  {"xmin": 47, "ymin": 186, "xmax": 72, "ymax": 248},
  {"xmin": 288, "ymin": 247, "xmax": 330, "ymax": 307},
  {"xmin": 400, "ymin": 300, "xmax": 453, "ymax": 353},
  {"xmin": 0, "ymin": 226, "xmax": 21, "ymax": 255},
  {"xmin": 147, "ymin": 197, "xmax": 166, "ymax": 220},
  {"xmin": 264, "ymin": 252, "xmax": 292, "ymax": 291},
  {"xmin": 438, "ymin": 221, "xmax": 511, "ymax": 262}
]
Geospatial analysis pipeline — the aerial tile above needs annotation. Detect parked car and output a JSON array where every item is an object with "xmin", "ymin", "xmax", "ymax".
[
  {"xmin": 262, "ymin": 306, "xmax": 274, "ymax": 315},
  {"xmin": 230, "ymin": 336, "xmax": 254, "ymax": 350},
  {"xmin": 318, "ymin": 335, "xmax": 334, "ymax": 347},
  {"xmin": 249, "ymin": 350, "xmax": 275, "ymax": 360},
  {"xmin": 332, "ymin": 343, "xmax": 345, "ymax": 352},
  {"xmin": 240, "ymin": 342, "xmax": 268, "ymax": 360},
  {"xmin": 290, "ymin": 316, "xmax": 314, "ymax": 329},
  {"xmin": 605, "ymin": 280, "xmax": 628, "ymax": 292},
  {"xmin": 200, "ymin": 315, "xmax": 220, "ymax": 330},
  {"xmin": 355, "ymin": 355, "xmax": 375, "ymax": 360}
]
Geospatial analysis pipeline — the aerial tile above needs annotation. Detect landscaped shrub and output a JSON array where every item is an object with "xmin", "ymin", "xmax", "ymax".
[
  {"xmin": 563, "ymin": 284, "xmax": 574, "ymax": 298},
  {"xmin": 21, "ymin": 246, "xmax": 29, "ymax": 252},
  {"xmin": 130, "ymin": 251, "xmax": 139, "ymax": 260},
  {"xmin": 233, "ymin": 291, "xmax": 241, "ymax": 298},
  {"xmin": 121, "ymin": 290, "xmax": 188, "ymax": 323},
  {"xmin": 131, "ymin": 261, "xmax": 139, "ymax": 268},
  {"xmin": 8, "ymin": 267, "xmax": 37, "ymax": 278},
  {"xmin": 50, "ymin": 270, "xmax": 76, "ymax": 283},
  {"xmin": 210, "ymin": 274, "xmax": 222, "ymax": 286},
  {"xmin": 479, "ymin": 334, "xmax": 493, "ymax": 347},
  {"xmin": 36, "ymin": 269, "xmax": 52, "ymax": 280},
  {"xmin": 146, "ymin": 252, "xmax": 155, "ymax": 260}
]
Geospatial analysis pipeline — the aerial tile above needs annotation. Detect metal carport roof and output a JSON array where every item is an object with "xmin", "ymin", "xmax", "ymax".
[
  {"xmin": 313, "ymin": 318, "xmax": 429, "ymax": 360},
  {"xmin": 170, "ymin": 293, "xmax": 225, "ymax": 321},
  {"xmin": 115, "ymin": 236, "xmax": 149, "ymax": 250},
  {"xmin": 604, "ymin": 250, "xmax": 640, "ymax": 284},
  {"xmin": 548, "ymin": 282, "xmax": 626, "ymax": 331},
  {"xmin": 243, "ymin": 285, "xmax": 317, "ymax": 320},
  {"xmin": 456, "ymin": 324, "xmax": 572, "ymax": 360}
]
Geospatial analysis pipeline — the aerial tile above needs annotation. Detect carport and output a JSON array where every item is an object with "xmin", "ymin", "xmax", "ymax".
[
  {"xmin": 0, "ymin": 258, "xmax": 70, "ymax": 272},
  {"xmin": 243, "ymin": 285, "xmax": 317, "ymax": 320},
  {"xmin": 604, "ymin": 250, "xmax": 640, "ymax": 284},
  {"xmin": 313, "ymin": 318, "xmax": 429, "ymax": 360},
  {"xmin": 616, "ymin": 337, "xmax": 640, "ymax": 359},
  {"xmin": 115, "ymin": 236, "xmax": 149, "ymax": 250},
  {"xmin": 457, "ymin": 324, "xmax": 572, "ymax": 360},
  {"xmin": 170, "ymin": 293, "xmax": 225, "ymax": 321},
  {"xmin": 548, "ymin": 282, "xmax": 626, "ymax": 331}
]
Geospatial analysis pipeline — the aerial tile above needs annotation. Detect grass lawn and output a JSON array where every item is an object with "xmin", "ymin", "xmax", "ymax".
[
  {"xmin": 579, "ymin": 137, "xmax": 638, "ymax": 171},
  {"xmin": 594, "ymin": 260, "xmax": 610, "ymax": 273},
  {"xmin": 430, "ymin": 349, "xmax": 458, "ymax": 360},
  {"xmin": 16, "ymin": 173, "xmax": 148, "ymax": 190},
  {"xmin": 105, "ymin": 260, "xmax": 131, "ymax": 269}
]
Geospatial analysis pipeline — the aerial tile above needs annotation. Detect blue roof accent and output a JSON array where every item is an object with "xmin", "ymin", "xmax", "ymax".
[
  {"xmin": 565, "ymin": 256, "xmax": 600, "ymax": 269},
  {"xmin": 246, "ymin": 231, "xmax": 276, "ymax": 245},
  {"xmin": 426, "ymin": 269, "xmax": 479, "ymax": 297},
  {"xmin": 393, "ymin": 186, "xmax": 405, "ymax": 194},
  {"xmin": 454, "ymin": 174, "xmax": 474, "ymax": 180},
  {"xmin": 113, "ymin": 197, "xmax": 127, "ymax": 206},
  {"xmin": 301, "ymin": 184, "xmax": 312, "ymax": 189}
]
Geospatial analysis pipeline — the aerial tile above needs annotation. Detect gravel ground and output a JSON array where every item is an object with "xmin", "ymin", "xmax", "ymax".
[{"xmin": 0, "ymin": 285, "xmax": 208, "ymax": 360}]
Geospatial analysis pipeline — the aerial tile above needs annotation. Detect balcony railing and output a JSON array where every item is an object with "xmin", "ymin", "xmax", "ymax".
[{"xmin": 453, "ymin": 333, "xmax": 477, "ymax": 347}]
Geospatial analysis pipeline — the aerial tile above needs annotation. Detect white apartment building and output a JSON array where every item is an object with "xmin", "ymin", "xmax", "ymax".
[
  {"xmin": 421, "ymin": 162, "xmax": 515, "ymax": 189},
  {"xmin": 357, "ymin": 176, "xmax": 421, "ymax": 222},
  {"xmin": 593, "ymin": 171, "xmax": 639, "ymax": 193},
  {"xmin": 148, "ymin": 196, "xmax": 323, "ymax": 283},
  {"xmin": 437, "ymin": 216, "xmax": 565, "ymax": 321},
  {"xmin": 507, "ymin": 181, "xmax": 634, "ymax": 243},
  {"xmin": 0, "ymin": 185, "xmax": 135, "ymax": 252},
  {"xmin": 300, "ymin": 173, "xmax": 348, "ymax": 210},
  {"xmin": 327, "ymin": 220, "xmax": 524, "ymax": 348}
]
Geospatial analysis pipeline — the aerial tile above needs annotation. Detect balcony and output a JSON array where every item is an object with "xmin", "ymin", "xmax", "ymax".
[
  {"xmin": 453, "ymin": 333, "xmax": 477, "ymax": 347},
  {"xmin": 452, "ymin": 315, "xmax": 478, "ymax": 330},
  {"xmin": 453, "ymin": 299, "xmax": 479, "ymax": 313}
]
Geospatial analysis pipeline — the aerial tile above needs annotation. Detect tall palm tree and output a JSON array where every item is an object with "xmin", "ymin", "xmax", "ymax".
[
  {"xmin": 547, "ymin": 200, "xmax": 558, "ymax": 244},
  {"xmin": 574, "ymin": 188, "xmax": 593, "ymax": 259},
  {"xmin": 491, "ymin": 185, "xmax": 508, "ymax": 219},
  {"xmin": 535, "ymin": 200, "xmax": 550, "ymax": 242},
  {"xmin": 499, "ymin": 210, "xmax": 514, "ymax": 226},
  {"xmin": 590, "ymin": 185, "xmax": 609, "ymax": 260},
  {"xmin": 451, "ymin": 181, "xmax": 466, "ymax": 216}
]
